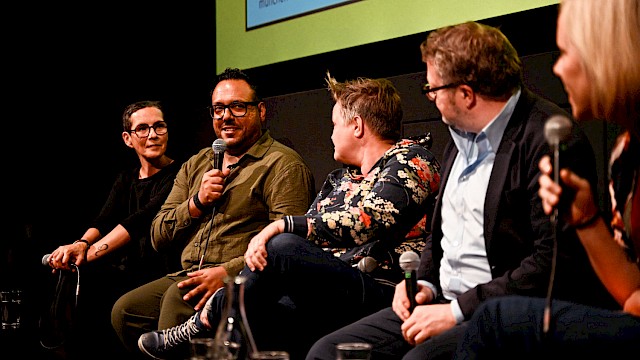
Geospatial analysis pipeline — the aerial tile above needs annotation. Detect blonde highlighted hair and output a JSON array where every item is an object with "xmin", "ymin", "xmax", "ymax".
[
  {"xmin": 325, "ymin": 71, "xmax": 402, "ymax": 141},
  {"xmin": 559, "ymin": 0, "xmax": 640, "ymax": 134}
]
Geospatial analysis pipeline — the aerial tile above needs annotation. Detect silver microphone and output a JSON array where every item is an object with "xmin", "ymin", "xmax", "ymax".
[
  {"xmin": 357, "ymin": 256, "xmax": 379, "ymax": 273},
  {"xmin": 399, "ymin": 251, "xmax": 420, "ymax": 313},
  {"xmin": 542, "ymin": 114, "xmax": 572, "ymax": 335},
  {"xmin": 544, "ymin": 115, "xmax": 573, "ymax": 218},
  {"xmin": 212, "ymin": 139, "xmax": 227, "ymax": 170}
]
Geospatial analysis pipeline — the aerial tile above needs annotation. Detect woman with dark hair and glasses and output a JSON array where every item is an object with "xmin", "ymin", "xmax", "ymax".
[{"xmin": 44, "ymin": 100, "xmax": 181, "ymax": 357}]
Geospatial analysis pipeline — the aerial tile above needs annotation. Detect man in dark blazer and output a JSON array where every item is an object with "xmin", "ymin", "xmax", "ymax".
[{"xmin": 306, "ymin": 21, "xmax": 618, "ymax": 360}]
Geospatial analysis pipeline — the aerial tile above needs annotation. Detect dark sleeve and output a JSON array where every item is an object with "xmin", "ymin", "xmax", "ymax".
[
  {"xmin": 90, "ymin": 171, "xmax": 131, "ymax": 236},
  {"xmin": 119, "ymin": 164, "xmax": 179, "ymax": 242},
  {"xmin": 454, "ymin": 103, "xmax": 610, "ymax": 319}
]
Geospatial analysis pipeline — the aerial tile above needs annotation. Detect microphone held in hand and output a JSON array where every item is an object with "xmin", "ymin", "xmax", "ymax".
[
  {"xmin": 212, "ymin": 139, "xmax": 227, "ymax": 170},
  {"xmin": 543, "ymin": 115, "xmax": 573, "ymax": 224},
  {"xmin": 399, "ymin": 251, "xmax": 420, "ymax": 313},
  {"xmin": 542, "ymin": 115, "xmax": 572, "ymax": 336},
  {"xmin": 42, "ymin": 253, "xmax": 51, "ymax": 266},
  {"xmin": 543, "ymin": 115, "xmax": 572, "ymax": 149}
]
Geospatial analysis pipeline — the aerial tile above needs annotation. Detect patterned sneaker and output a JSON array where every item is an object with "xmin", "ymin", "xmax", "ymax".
[{"xmin": 138, "ymin": 313, "xmax": 202, "ymax": 359}]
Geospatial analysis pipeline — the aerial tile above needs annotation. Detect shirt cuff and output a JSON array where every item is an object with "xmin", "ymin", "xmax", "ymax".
[
  {"xmin": 449, "ymin": 299, "xmax": 464, "ymax": 323},
  {"xmin": 283, "ymin": 215, "xmax": 308, "ymax": 237},
  {"xmin": 418, "ymin": 280, "xmax": 438, "ymax": 300}
]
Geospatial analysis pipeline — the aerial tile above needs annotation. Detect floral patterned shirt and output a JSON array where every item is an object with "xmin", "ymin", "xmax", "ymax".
[
  {"xmin": 608, "ymin": 130, "xmax": 640, "ymax": 266},
  {"xmin": 291, "ymin": 138, "xmax": 441, "ymax": 283}
]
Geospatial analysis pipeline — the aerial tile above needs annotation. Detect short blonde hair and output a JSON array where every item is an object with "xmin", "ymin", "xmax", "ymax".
[
  {"xmin": 325, "ymin": 72, "xmax": 402, "ymax": 141},
  {"xmin": 559, "ymin": 0, "xmax": 640, "ymax": 133}
]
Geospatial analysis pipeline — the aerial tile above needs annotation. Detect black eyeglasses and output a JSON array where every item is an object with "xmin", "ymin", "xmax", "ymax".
[
  {"xmin": 209, "ymin": 101, "xmax": 260, "ymax": 120},
  {"xmin": 129, "ymin": 122, "xmax": 168, "ymax": 138},
  {"xmin": 421, "ymin": 83, "xmax": 461, "ymax": 101}
]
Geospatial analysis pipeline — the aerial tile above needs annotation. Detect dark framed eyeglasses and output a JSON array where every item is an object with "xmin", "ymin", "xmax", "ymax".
[
  {"xmin": 209, "ymin": 101, "xmax": 260, "ymax": 120},
  {"xmin": 421, "ymin": 83, "xmax": 462, "ymax": 101},
  {"xmin": 129, "ymin": 122, "xmax": 168, "ymax": 138}
]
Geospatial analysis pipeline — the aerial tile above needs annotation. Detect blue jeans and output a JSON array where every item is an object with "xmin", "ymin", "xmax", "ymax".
[
  {"xmin": 207, "ymin": 233, "xmax": 395, "ymax": 359},
  {"xmin": 454, "ymin": 295, "xmax": 640, "ymax": 359}
]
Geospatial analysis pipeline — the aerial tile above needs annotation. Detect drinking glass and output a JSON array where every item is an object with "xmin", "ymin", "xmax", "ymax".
[
  {"xmin": 1, "ymin": 289, "xmax": 22, "ymax": 330},
  {"xmin": 190, "ymin": 338, "xmax": 216, "ymax": 360},
  {"xmin": 249, "ymin": 350, "xmax": 290, "ymax": 359},
  {"xmin": 335, "ymin": 342, "xmax": 372, "ymax": 360}
]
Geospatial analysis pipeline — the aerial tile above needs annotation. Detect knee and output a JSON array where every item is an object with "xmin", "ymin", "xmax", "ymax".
[
  {"xmin": 111, "ymin": 294, "xmax": 128, "ymax": 330},
  {"xmin": 265, "ymin": 232, "xmax": 305, "ymax": 256},
  {"xmin": 306, "ymin": 336, "xmax": 336, "ymax": 360},
  {"xmin": 164, "ymin": 281, "xmax": 188, "ymax": 304}
]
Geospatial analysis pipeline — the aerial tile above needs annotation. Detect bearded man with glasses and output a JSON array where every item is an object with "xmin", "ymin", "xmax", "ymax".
[{"xmin": 111, "ymin": 67, "xmax": 316, "ymax": 356}]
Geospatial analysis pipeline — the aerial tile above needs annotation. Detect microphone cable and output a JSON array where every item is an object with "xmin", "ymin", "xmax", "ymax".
[
  {"xmin": 39, "ymin": 263, "xmax": 81, "ymax": 350},
  {"xmin": 541, "ymin": 115, "xmax": 571, "ymax": 337},
  {"xmin": 542, "ymin": 217, "xmax": 558, "ymax": 336},
  {"xmin": 198, "ymin": 205, "xmax": 217, "ymax": 270}
]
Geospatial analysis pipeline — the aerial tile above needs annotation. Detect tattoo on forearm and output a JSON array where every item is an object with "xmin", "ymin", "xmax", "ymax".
[{"xmin": 95, "ymin": 244, "xmax": 108, "ymax": 257}]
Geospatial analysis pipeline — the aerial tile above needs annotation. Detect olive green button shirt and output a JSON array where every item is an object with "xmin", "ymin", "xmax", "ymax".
[{"xmin": 151, "ymin": 131, "xmax": 315, "ymax": 276}]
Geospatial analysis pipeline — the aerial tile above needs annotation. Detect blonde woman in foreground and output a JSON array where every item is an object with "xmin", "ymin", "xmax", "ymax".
[{"xmin": 453, "ymin": 0, "xmax": 640, "ymax": 358}]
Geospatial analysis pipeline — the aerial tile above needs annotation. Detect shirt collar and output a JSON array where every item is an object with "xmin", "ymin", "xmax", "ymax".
[{"xmin": 450, "ymin": 88, "xmax": 521, "ymax": 153}]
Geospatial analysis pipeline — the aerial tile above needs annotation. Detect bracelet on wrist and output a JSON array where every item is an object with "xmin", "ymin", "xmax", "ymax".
[
  {"xmin": 73, "ymin": 239, "xmax": 90, "ymax": 247},
  {"xmin": 574, "ymin": 211, "xmax": 600, "ymax": 230},
  {"xmin": 193, "ymin": 191, "xmax": 213, "ymax": 212},
  {"xmin": 73, "ymin": 239, "xmax": 90, "ymax": 257}
]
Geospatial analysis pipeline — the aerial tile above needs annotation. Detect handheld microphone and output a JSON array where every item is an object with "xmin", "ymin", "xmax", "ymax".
[
  {"xmin": 543, "ymin": 115, "xmax": 573, "ymax": 226},
  {"xmin": 357, "ymin": 256, "xmax": 379, "ymax": 273},
  {"xmin": 41, "ymin": 253, "xmax": 81, "ymax": 304},
  {"xmin": 399, "ymin": 251, "xmax": 420, "ymax": 313},
  {"xmin": 199, "ymin": 139, "xmax": 227, "ymax": 270},
  {"xmin": 542, "ymin": 115, "xmax": 572, "ymax": 335},
  {"xmin": 212, "ymin": 139, "xmax": 227, "ymax": 170}
]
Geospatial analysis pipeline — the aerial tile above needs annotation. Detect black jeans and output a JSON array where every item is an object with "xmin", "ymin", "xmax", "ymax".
[
  {"xmin": 306, "ymin": 306, "xmax": 467, "ymax": 360},
  {"xmin": 208, "ymin": 233, "xmax": 395, "ymax": 359}
]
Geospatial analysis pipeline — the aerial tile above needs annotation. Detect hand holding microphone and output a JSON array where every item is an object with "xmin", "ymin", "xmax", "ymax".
[
  {"xmin": 212, "ymin": 138, "xmax": 227, "ymax": 171},
  {"xmin": 399, "ymin": 251, "xmax": 420, "ymax": 313},
  {"xmin": 41, "ymin": 253, "xmax": 81, "ymax": 304},
  {"xmin": 542, "ymin": 115, "xmax": 573, "ymax": 225},
  {"xmin": 193, "ymin": 139, "xmax": 228, "ymax": 213},
  {"xmin": 540, "ymin": 115, "xmax": 584, "ymax": 336}
]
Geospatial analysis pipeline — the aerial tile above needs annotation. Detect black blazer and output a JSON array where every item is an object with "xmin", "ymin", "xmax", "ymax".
[{"xmin": 417, "ymin": 89, "xmax": 618, "ymax": 320}]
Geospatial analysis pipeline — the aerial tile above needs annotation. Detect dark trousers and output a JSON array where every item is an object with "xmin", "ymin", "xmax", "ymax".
[
  {"xmin": 453, "ymin": 295, "xmax": 640, "ymax": 359},
  {"xmin": 207, "ymin": 233, "xmax": 395, "ymax": 360},
  {"xmin": 306, "ymin": 306, "xmax": 466, "ymax": 360}
]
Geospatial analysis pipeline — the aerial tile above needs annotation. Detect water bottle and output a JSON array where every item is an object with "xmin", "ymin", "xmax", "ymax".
[{"xmin": 211, "ymin": 276, "xmax": 257, "ymax": 359}]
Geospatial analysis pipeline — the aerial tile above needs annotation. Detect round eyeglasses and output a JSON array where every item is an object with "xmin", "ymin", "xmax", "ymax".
[
  {"xmin": 129, "ymin": 122, "xmax": 168, "ymax": 138},
  {"xmin": 421, "ymin": 83, "xmax": 461, "ymax": 101},
  {"xmin": 209, "ymin": 101, "xmax": 260, "ymax": 120}
]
